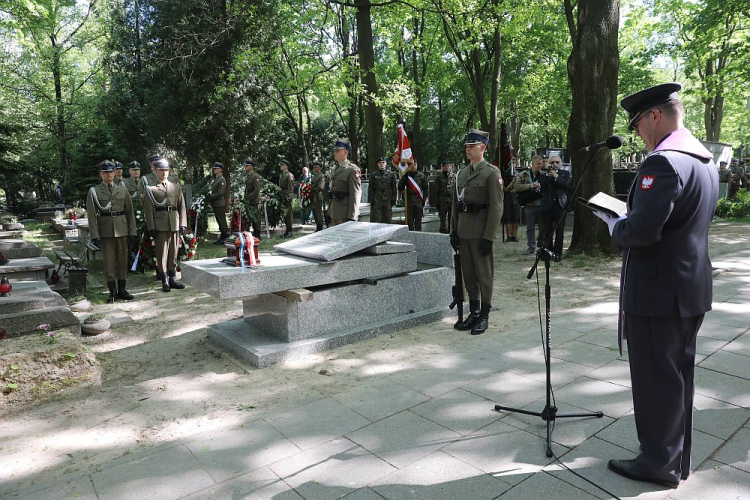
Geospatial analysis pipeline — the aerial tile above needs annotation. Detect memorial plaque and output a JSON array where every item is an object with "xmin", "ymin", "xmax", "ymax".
[
  {"xmin": 273, "ymin": 221, "xmax": 408, "ymax": 261},
  {"xmin": 64, "ymin": 227, "xmax": 79, "ymax": 239}
]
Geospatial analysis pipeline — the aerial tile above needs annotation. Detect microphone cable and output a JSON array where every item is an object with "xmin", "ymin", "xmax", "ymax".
[{"xmin": 533, "ymin": 269, "xmax": 622, "ymax": 500}]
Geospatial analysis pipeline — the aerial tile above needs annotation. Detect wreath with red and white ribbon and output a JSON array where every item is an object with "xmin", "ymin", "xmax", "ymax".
[{"xmin": 300, "ymin": 182, "xmax": 312, "ymax": 207}]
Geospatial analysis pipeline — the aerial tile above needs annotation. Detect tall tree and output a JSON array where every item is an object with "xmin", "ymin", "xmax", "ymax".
[{"xmin": 565, "ymin": 0, "xmax": 620, "ymax": 255}]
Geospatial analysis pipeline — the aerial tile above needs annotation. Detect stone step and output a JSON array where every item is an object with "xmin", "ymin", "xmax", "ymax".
[
  {"xmin": 1, "ymin": 305, "xmax": 81, "ymax": 336},
  {"xmin": 0, "ymin": 245, "xmax": 43, "ymax": 260},
  {"xmin": 0, "ymin": 239, "xmax": 27, "ymax": 249},
  {"xmin": 0, "ymin": 256, "xmax": 55, "ymax": 281},
  {"xmin": 0, "ymin": 296, "xmax": 45, "ymax": 314},
  {"xmin": 0, "ymin": 231, "xmax": 23, "ymax": 239}
]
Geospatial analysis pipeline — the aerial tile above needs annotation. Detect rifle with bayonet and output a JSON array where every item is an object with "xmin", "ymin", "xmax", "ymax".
[{"xmin": 448, "ymin": 235, "xmax": 464, "ymax": 323}]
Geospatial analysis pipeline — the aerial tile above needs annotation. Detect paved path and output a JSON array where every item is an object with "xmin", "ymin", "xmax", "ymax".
[{"xmin": 2, "ymin": 245, "xmax": 749, "ymax": 499}]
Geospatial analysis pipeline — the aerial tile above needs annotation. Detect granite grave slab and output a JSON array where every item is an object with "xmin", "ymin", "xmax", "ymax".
[
  {"xmin": 181, "ymin": 250, "xmax": 417, "ymax": 300},
  {"xmin": 0, "ymin": 240, "xmax": 43, "ymax": 259},
  {"xmin": 273, "ymin": 221, "xmax": 409, "ymax": 261},
  {"xmin": 359, "ymin": 241, "xmax": 415, "ymax": 255},
  {"xmin": 0, "ymin": 256, "xmax": 54, "ymax": 281},
  {"xmin": 0, "ymin": 231, "xmax": 23, "ymax": 239},
  {"xmin": 0, "ymin": 280, "xmax": 80, "ymax": 336},
  {"xmin": 393, "ymin": 230, "xmax": 454, "ymax": 268}
]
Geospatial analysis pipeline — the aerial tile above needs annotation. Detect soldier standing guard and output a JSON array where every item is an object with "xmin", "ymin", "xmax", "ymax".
[
  {"xmin": 243, "ymin": 160, "xmax": 263, "ymax": 238},
  {"xmin": 328, "ymin": 139, "xmax": 361, "ymax": 225},
  {"xmin": 124, "ymin": 161, "xmax": 141, "ymax": 200},
  {"xmin": 86, "ymin": 161, "xmax": 137, "ymax": 303},
  {"xmin": 278, "ymin": 160, "xmax": 295, "ymax": 237},
  {"xmin": 143, "ymin": 159, "xmax": 188, "ymax": 292},
  {"xmin": 398, "ymin": 161, "xmax": 428, "ymax": 231},
  {"xmin": 138, "ymin": 154, "xmax": 161, "ymax": 199},
  {"xmin": 114, "ymin": 162, "xmax": 126, "ymax": 187},
  {"xmin": 369, "ymin": 156, "xmax": 397, "ymax": 223},
  {"xmin": 450, "ymin": 129, "xmax": 504, "ymax": 335},
  {"xmin": 433, "ymin": 160, "xmax": 455, "ymax": 233},
  {"xmin": 310, "ymin": 161, "xmax": 327, "ymax": 231},
  {"xmin": 209, "ymin": 162, "xmax": 229, "ymax": 244}
]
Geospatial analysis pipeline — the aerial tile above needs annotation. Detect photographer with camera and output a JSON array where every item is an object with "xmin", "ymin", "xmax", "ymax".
[
  {"xmin": 538, "ymin": 155, "xmax": 571, "ymax": 262},
  {"xmin": 515, "ymin": 155, "xmax": 544, "ymax": 255}
]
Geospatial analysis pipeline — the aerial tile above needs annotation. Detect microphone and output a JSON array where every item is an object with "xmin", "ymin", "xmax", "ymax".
[{"xmin": 581, "ymin": 135, "xmax": 624, "ymax": 152}]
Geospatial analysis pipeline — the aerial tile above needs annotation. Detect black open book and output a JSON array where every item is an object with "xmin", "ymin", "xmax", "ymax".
[{"xmin": 576, "ymin": 192, "xmax": 627, "ymax": 218}]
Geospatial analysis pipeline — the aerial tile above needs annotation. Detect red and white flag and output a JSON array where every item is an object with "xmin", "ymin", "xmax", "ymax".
[
  {"xmin": 407, "ymin": 176, "xmax": 424, "ymax": 201},
  {"xmin": 392, "ymin": 122, "xmax": 412, "ymax": 177}
]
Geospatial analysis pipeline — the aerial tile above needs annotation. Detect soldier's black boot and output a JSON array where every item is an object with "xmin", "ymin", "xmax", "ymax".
[
  {"xmin": 455, "ymin": 300, "xmax": 480, "ymax": 331},
  {"xmin": 155, "ymin": 270, "xmax": 164, "ymax": 281},
  {"xmin": 161, "ymin": 276, "xmax": 171, "ymax": 292},
  {"xmin": 471, "ymin": 303, "xmax": 492, "ymax": 335},
  {"xmin": 167, "ymin": 270, "xmax": 185, "ymax": 290},
  {"xmin": 106, "ymin": 281, "xmax": 118, "ymax": 303},
  {"xmin": 316, "ymin": 224, "xmax": 323, "ymax": 232},
  {"xmin": 117, "ymin": 280, "xmax": 134, "ymax": 301}
]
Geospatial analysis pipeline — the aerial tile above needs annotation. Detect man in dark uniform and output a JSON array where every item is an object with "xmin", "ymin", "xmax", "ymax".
[
  {"xmin": 450, "ymin": 129, "xmax": 504, "ymax": 335},
  {"xmin": 369, "ymin": 156, "xmax": 397, "ymax": 223},
  {"xmin": 398, "ymin": 161, "xmax": 428, "ymax": 231},
  {"xmin": 243, "ymin": 160, "xmax": 263, "ymax": 238},
  {"xmin": 310, "ymin": 161, "xmax": 327, "ymax": 231},
  {"xmin": 86, "ymin": 161, "xmax": 137, "ymax": 303},
  {"xmin": 124, "ymin": 161, "xmax": 141, "ymax": 200},
  {"xmin": 328, "ymin": 139, "xmax": 361, "ymax": 225},
  {"xmin": 209, "ymin": 162, "xmax": 229, "ymax": 244},
  {"xmin": 433, "ymin": 160, "xmax": 455, "ymax": 233},
  {"xmin": 279, "ymin": 159, "xmax": 294, "ymax": 237},
  {"xmin": 538, "ymin": 155, "xmax": 571, "ymax": 261},
  {"xmin": 143, "ymin": 158, "xmax": 188, "ymax": 292},
  {"xmin": 595, "ymin": 83, "xmax": 718, "ymax": 489}
]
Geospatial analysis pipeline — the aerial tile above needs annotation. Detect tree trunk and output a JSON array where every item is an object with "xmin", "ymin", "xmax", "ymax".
[
  {"xmin": 565, "ymin": 0, "xmax": 620, "ymax": 256},
  {"xmin": 50, "ymin": 34, "xmax": 69, "ymax": 188},
  {"xmin": 488, "ymin": 3, "xmax": 502, "ymax": 163},
  {"xmin": 356, "ymin": 0, "xmax": 383, "ymax": 174},
  {"xmin": 703, "ymin": 95, "xmax": 723, "ymax": 142}
]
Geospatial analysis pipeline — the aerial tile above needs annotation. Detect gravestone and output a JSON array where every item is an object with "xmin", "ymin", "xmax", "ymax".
[
  {"xmin": 273, "ymin": 221, "xmax": 408, "ymax": 261},
  {"xmin": 359, "ymin": 241, "xmax": 415, "ymax": 255},
  {"xmin": 0, "ymin": 280, "xmax": 80, "ymax": 336},
  {"xmin": 0, "ymin": 256, "xmax": 55, "ymax": 281},
  {"xmin": 0, "ymin": 240, "xmax": 43, "ymax": 259}
]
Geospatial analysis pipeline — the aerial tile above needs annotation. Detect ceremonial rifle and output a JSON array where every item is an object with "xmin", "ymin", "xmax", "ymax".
[{"xmin": 448, "ymin": 245, "xmax": 464, "ymax": 323}]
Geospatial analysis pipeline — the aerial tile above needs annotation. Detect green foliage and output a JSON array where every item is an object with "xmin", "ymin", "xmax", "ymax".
[{"xmin": 716, "ymin": 190, "xmax": 750, "ymax": 219}]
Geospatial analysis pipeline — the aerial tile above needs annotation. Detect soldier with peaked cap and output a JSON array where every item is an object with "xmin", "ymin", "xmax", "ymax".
[
  {"xmin": 450, "ymin": 129, "xmax": 504, "ymax": 335},
  {"xmin": 138, "ymin": 154, "xmax": 161, "ymax": 200},
  {"xmin": 113, "ymin": 162, "xmax": 126, "ymax": 187},
  {"xmin": 124, "ymin": 161, "xmax": 141, "ymax": 200},
  {"xmin": 310, "ymin": 161, "xmax": 327, "ymax": 231},
  {"xmin": 328, "ymin": 139, "xmax": 361, "ymax": 225},
  {"xmin": 728, "ymin": 158, "xmax": 748, "ymax": 199},
  {"xmin": 278, "ymin": 159, "xmax": 295, "ymax": 237},
  {"xmin": 86, "ymin": 160, "xmax": 137, "ymax": 303},
  {"xmin": 594, "ymin": 83, "xmax": 718, "ymax": 488},
  {"xmin": 243, "ymin": 160, "xmax": 263, "ymax": 238},
  {"xmin": 433, "ymin": 159, "xmax": 455, "ymax": 233},
  {"xmin": 143, "ymin": 158, "xmax": 188, "ymax": 292},
  {"xmin": 398, "ymin": 160, "xmax": 428, "ymax": 231},
  {"xmin": 209, "ymin": 162, "xmax": 229, "ymax": 244},
  {"xmin": 369, "ymin": 156, "xmax": 397, "ymax": 223}
]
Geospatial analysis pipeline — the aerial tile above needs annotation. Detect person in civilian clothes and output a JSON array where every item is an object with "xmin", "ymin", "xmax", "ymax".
[
  {"xmin": 450, "ymin": 129, "xmax": 504, "ymax": 335},
  {"xmin": 538, "ymin": 155, "xmax": 571, "ymax": 261},
  {"xmin": 310, "ymin": 161, "xmax": 327, "ymax": 231},
  {"xmin": 279, "ymin": 159, "xmax": 295, "ymax": 237},
  {"xmin": 143, "ymin": 158, "xmax": 188, "ymax": 292},
  {"xmin": 595, "ymin": 83, "xmax": 719, "ymax": 489}
]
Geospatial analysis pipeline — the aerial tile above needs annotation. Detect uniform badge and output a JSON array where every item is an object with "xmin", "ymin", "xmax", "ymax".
[
  {"xmin": 354, "ymin": 171, "xmax": 361, "ymax": 180},
  {"xmin": 497, "ymin": 176, "xmax": 503, "ymax": 187},
  {"xmin": 640, "ymin": 175, "xmax": 655, "ymax": 191}
]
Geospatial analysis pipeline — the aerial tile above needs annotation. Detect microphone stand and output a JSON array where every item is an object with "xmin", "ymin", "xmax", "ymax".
[{"xmin": 493, "ymin": 147, "xmax": 606, "ymax": 457}]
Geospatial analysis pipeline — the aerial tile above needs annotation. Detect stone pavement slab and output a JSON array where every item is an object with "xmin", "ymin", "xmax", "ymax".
[
  {"xmin": 442, "ymin": 419, "xmax": 561, "ymax": 486},
  {"xmin": 698, "ymin": 349, "xmax": 750, "ymax": 379},
  {"xmin": 181, "ymin": 467, "xmax": 288, "ymax": 500},
  {"xmin": 697, "ymin": 321, "xmax": 747, "ymax": 341},
  {"xmin": 410, "ymin": 388, "xmax": 504, "ymax": 436},
  {"xmin": 497, "ymin": 471, "xmax": 598, "ymax": 499},
  {"xmin": 341, "ymin": 488, "xmax": 386, "ymax": 499},
  {"xmin": 331, "ymin": 377, "xmax": 429, "ymax": 422},
  {"xmin": 15, "ymin": 475, "xmax": 98, "ymax": 500},
  {"xmin": 720, "ymin": 331, "xmax": 750, "ymax": 355},
  {"xmin": 585, "ymin": 359, "xmax": 632, "ymax": 388},
  {"xmin": 370, "ymin": 450, "xmax": 510, "ymax": 499},
  {"xmin": 90, "ymin": 445, "xmax": 214, "ymax": 500},
  {"xmin": 692, "ymin": 393, "xmax": 750, "ymax": 440},
  {"xmin": 385, "ymin": 364, "xmax": 482, "ymax": 398},
  {"xmin": 266, "ymin": 397, "xmax": 371, "ymax": 451},
  {"xmin": 464, "ymin": 370, "xmax": 547, "ymax": 409},
  {"xmin": 346, "ymin": 411, "xmax": 460, "ymax": 469},
  {"xmin": 545, "ymin": 377, "xmax": 634, "ymax": 419},
  {"xmin": 184, "ymin": 421, "xmax": 300, "ymax": 483},
  {"xmin": 695, "ymin": 366, "xmax": 750, "ymax": 407},
  {"xmin": 713, "ymin": 427, "xmax": 750, "ymax": 474},
  {"xmin": 507, "ymin": 355, "xmax": 597, "ymax": 389},
  {"xmin": 668, "ymin": 460, "xmax": 750, "ymax": 500},
  {"xmin": 269, "ymin": 438, "xmax": 397, "ymax": 500}
]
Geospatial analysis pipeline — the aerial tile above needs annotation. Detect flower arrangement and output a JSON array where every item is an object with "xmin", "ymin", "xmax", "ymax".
[
  {"xmin": 188, "ymin": 195, "xmax": 208, "ymax": 237},
  {"xmin": 259, "ymin": 181, "xmax": 288, "ymax": 229},
  {"xmin": 38, "ymin": 323, "xmax": 57, "ymax": 344},
  {"xmin": 299, "ymin": 182, "xmax": 312, "ymax": 208},
  {"xmin": 65, "ymin": 207, "xmax": 86, "ymax": 220}
]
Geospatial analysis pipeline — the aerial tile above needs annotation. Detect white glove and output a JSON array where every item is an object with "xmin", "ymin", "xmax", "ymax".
[{"xmin": 593, "ymin": 211, "xmax": 627, "ymax": 236}]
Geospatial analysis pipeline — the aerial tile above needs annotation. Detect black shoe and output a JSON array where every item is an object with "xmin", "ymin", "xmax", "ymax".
[
  {"xmin": 167, "ymin": 270, "xmax": 185, "ymax": 290},
  {"xmin": 471, "ymin": 303, "xmax": 491, "ymax": 335},
  {"xmin": 607, "ymin": 459, "xmax": 679, "ymax": 489},
  {"xmin": 106, "ymin": 281, "xmax": 117, "ymax": 304},
  {"xmin": 439, "ymin": 228, "xmax": 449, "ymax": 234},
  {"xmin": 455, "ymin": 300, "xmax": 480, "ymax": 331},
  {"xmin": 161, "ymin": 277, "xmax": 171, "ymax": 293},
  {"xmin": 282, "ymin": 232, "xmax": 293, "ymax": 238},
  {"xmin": 510, "ymin": 236, "xmax": 519, "ymax": 242},
  {"xmin": 316, "ymin": 224, "xmax": 323, "ymax": 232},
  {"xmin": 155, "ymin": 270, "xmax": 164, "ymax": 281},
  {"xmin": 553, "ymin": 254, "xmax": 562, "ymax": 262},
  {"xmin": 117, "ymin": 280, "xmax": 134, "ymax": 300},
  {"xmin": 524, "ymin": 247, "xmax": 535, "ymax": 255}
]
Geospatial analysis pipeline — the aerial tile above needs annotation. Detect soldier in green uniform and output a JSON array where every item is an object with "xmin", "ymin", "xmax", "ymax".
[
  {"xmin": 398, "ymin": 161, "xmax": 428, "ymax": 231},
  {"xmin": 209, "ymin": 162, "xmax": 229, "ymax": 244},
  {"xmin": 310, "ymin": 161, "xmax": 327, "ymax": 231},
  {"xmin": 433, "ymin": 160, "xmax": 455, "ymax": 233},
  {"xmin": 86, "ymin": 161, "xmax": 137, "ymax": 303},
  {"xmin": 143, "ymin": 159, "xmax": 187, "ymax": 292},
  {"xmin": 279, "ymin": 159, "xmax": 295, "ymax": 237},
  {"xmin": 328, "ymin": 139, "xmax": 362, "ymax": 225},
  {"xmin": 113, "ymin": 162, "xmax": 126, "ymax": 188},
  {"xmin": 243, "ymin": 160, "xmax": 263, "ymax": 238},
  {"xmin": 450, "ymin": 129, "xmax": 504, "ymax": 335},
  {"xmin": 728, "ymin": 158, "xmax": 748, "ymax": 199},
  {"xmin": 124, "ymin": 161, "xmax": 141, "ymax": 200},
  {"xmin": 369, "ymin": 156, "xmax": 397, "ymax": 223},
  {"xmin": 168, "ymin": 166, "xmax": 179, "ymax": 185},
  {"xmin": 138, "ymin": 154, "xmax": 161, "ymax": 199}
]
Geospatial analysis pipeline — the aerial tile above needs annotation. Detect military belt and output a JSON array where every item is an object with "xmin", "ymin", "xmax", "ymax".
[
  {"xmin": 330, "ymin": 191, "xmax": 349, "ymax": 199},
  {"xmin": 458, "ymin": 202, "xmax": 489, "ymax": 213},
  {"xmin": 100, "ymin": 211, "xmax": 126, "ymax": 217},
  {"xmin": 155, "ymin": 206, "xmax": 178, "ymax": 212}
]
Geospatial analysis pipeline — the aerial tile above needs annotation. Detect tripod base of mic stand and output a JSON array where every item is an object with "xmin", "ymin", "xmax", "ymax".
[{"xmin": 494, "ymin": 404, "xmax": 604, "ymax": 457}]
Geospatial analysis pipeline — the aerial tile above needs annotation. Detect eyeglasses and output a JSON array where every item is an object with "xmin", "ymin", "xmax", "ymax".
[{"xmin": 549, "ymin": 161, "xmax": 561, "ymax": 164}]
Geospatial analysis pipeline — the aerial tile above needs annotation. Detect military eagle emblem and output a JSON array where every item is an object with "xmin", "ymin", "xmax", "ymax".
[{"xmin": 640, "ymin": 175, "xmax": 655, "ymax": 191}]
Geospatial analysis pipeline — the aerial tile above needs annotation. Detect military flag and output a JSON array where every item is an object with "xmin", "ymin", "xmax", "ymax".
[{"xmin": 392, "ymin": 122, "xmax": 412, "ymax": 178}]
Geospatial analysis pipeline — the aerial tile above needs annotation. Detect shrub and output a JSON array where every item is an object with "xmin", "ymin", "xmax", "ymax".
[{"xmin": 716, "ymin": 189, "xmax": 750, "ymax": 219}]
